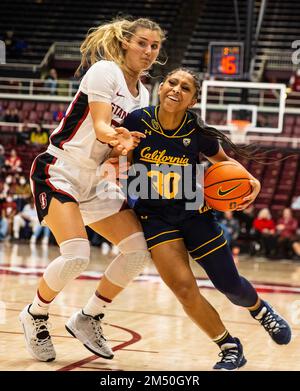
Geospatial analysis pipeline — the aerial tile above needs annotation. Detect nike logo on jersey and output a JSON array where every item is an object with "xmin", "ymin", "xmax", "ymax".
[
  {"xmin": 217, "ymin": 183, "xmax": 241, "ymax": 197},
  {"xmin": 116, "ymin": 91, "xmax": 125, "ymax": 97}
]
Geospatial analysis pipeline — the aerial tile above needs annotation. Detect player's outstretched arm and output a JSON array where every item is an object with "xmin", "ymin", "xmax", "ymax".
[{"xmin": 89, "ymin": 101, "xmax": 145, "ymax": 155}]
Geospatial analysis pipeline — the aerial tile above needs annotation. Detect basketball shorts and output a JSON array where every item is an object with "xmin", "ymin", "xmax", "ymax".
[
  {"xmin": 136, "ymin": 208, "xmax": 228, "ymax": 262},
  {"xmin": 30, "ymin": 152, "xmax": 127, "ymax": 225}
]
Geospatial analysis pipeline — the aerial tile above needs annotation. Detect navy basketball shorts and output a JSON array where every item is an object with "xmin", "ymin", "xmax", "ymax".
[
  {"xmin": 136, "ymin": 209, "xmax": 228, "ymax": 262},
  {"xmin": 30, "ymin": 152, "xmax": 127, "ymax": 225}
]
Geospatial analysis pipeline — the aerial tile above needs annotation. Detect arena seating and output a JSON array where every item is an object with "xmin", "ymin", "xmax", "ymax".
[
  {"xmin": 0, "ymin": 98, "xmax": 68, "ymax": 124},
  {"xmin": 0, "ymin": 0, "xmax": 182, "ymax": 64},
  {"xmin": 182, "ymin": 0, "xmax": 250, "ymax": 72},
  {"xmin": 226, "ymin": 149, "xmax": 300, "ymax": 218},
  {"xmin": 256, "ymin": 1, "xmax": 300, "ymax": 55}
]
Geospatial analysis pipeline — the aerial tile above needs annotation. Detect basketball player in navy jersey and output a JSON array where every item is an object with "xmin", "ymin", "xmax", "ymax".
[
  {"xmin": 19, "ymin": 18, "xmax": 247, "ymax": 370},
  {"xmin": 119, "ymin": 68, "xmax": 291, "ymax": 369}
]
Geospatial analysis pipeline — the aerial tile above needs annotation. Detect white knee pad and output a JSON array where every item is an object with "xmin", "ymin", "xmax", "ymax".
[
  {"xmin": 44, "ymin": 238, "xmax": 90, "ymax": 292},
  {"xmin": 104, "ymin": 232, "xmax": 151, "ymax": 288}
]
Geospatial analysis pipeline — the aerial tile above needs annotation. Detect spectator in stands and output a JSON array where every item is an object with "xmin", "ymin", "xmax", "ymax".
[
  {"xmin": 13, "ymin": 198, "xmax": 38, "ymax": 240},
  {"xmin": 53, "ymin": 103, "xmax": 65, "ymax": 122},
  {"xmin": 5, "ymin": 149, "xmax": 22, "ymax": 173},
  {"xmin": 2, "ymin": 174, "xmax": 16, "ymax": 198},
  {"xmin": 1, "ymin": 175, "xmax": 11, "ymax": 199},
  {"xmin": 236, "ymin": 205, "xmax": 256, "ymax": 254},
  {"xmin": 4, "ymin": 108, "xmax": 19, "ymax": 122},
  {"xmin": 10, "ymin": 108, "xmax": 20, "ymax": 122},
  {"xmin": 253, "ymin": 208, "xmax": 277, "ymax": 258},
  {"xmin": 4, "ymin": 109, "xmax": 13, "ymax": 122},
  {"xmin": 289, "ymin": 68, "xmax": 300, "ymax": 93},
  {"xmin": 219, "ymin": 211, "xmax": 241, "ymax": 264},
  {"xmin": 237, "ymin": 204, "xmax": 255, "ymax": 239},
  {"xmin": 2, "ymin": 30, "xmax": 16, "ymax": 58},
  {"xmin": 44, "ymin": 68, "xmax": 58, "ymax": 95},
  {"xmin": 1, "ymin": 193, "xmax": 17, "ymax": 237},
  {"xmin": 30, "ymin": 126, "xmax": 49, "ymax": 145},
  {"xmin": 14, "ymin": 175, "xmax": 32, "ymax": 210},
  {"xmin": 276, "ymin": 208, "xmax": 298, "ymax": 259},
  {"xmin": 16, "ymin": 120, "xmax": 32, "ymax": 145},
  {"xmin": 219, "ymin": 211, "xmax": 240, "ymax": 247},
  {"xmin": 0, "ymin": 210, "xmax": 8, "ymax": 241}
]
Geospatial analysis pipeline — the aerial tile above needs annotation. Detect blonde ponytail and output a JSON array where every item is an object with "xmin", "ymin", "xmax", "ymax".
[{"xmin": 76, "ymin": 17, "xmax": 165, "ymax": 76}]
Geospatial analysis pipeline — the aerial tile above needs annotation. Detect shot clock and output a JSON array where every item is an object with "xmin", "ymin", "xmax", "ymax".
[{"xmin": 208, "ymin": 42, "xmax": 244, "ymax": 79}]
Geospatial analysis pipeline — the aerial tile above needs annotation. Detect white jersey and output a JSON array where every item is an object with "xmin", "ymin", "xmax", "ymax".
[{"xmin": 47, "ymin": 60, "xmax": 149, "ymax": 169}]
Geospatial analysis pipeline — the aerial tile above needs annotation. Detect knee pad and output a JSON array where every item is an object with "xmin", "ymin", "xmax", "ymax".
[
  {"xmin": 104, "ymin": 250, "xmax": 151, "ymax": 288},
  {"xmin": 44, "ymin": 238, "xmax": 90, "ymax": 292},
  {"xmin": 104, "ymin": 232, "xmax": 151, "ymax": 288}
]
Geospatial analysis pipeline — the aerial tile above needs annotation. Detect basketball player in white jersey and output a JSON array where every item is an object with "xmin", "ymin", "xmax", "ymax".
[{"xmin": 19, "ymin": 17, "xmax": 165, "ymax": 362}]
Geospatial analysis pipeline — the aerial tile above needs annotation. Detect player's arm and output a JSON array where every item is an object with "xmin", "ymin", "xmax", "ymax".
[
  {"xmin": 205, "ymin": 145, "xmax": 261, "ymax": 210},
  {"xmin": 90, "ymin": 102, "xmax": 145, "ymax": 155}
]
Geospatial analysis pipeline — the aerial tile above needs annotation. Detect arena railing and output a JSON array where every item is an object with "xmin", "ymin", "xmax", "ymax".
[
  {"xmin": 0, "ymin": 77, "xmax": 79, "ymax": 97},
  {"xmin": 0, "ymin": 121, "xmax": 56, "ymax": 131}
]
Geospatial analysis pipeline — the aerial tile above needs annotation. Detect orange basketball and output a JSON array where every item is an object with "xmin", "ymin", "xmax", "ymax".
[{"xmin": 204, "ymin": 161, "xmax": 252, "ymax": 211}]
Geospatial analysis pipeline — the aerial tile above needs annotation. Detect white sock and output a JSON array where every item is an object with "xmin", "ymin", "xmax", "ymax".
[
  {"xmin": 30, "ymin": 291, "xmax": 51, "ymax": 316},
  {"xmin": 83, "ymin": 292, "xmax": 112, "ymax": 317}
]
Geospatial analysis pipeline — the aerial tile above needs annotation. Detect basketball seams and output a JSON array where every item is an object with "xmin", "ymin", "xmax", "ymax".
[
  {"xmin": 205, "ymin": 186, "xmax": 252, "ymax": 201},
  {"xmin": 204, "ymin": 178, "xmax": 251, "ymax": 189},
  {"xmin": 204, "ymin": 162, "xmax": 240, "ymax": 180}
]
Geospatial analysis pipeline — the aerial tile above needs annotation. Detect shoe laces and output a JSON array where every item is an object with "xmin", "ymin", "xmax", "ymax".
[
  {"xmin": 32, "ymin": 317, "xmax": 52, "ymax": 346},
  {"xmin": 89, "ymin": 314, "xmax": 107, "ymax": 343},
  {"xmin": 218, "ymin": 346, "xmax": 239, "ymax": 364},
  {"xmin": 260, "ymin": 307, "xmax": 283, "ymax": 335}
]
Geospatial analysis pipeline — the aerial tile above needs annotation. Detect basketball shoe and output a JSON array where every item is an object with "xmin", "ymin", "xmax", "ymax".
[
  {"xmin": 252, "ymin": 300, "xmax": 291, "ymax": 344},
  {"xmin": 65, "ymin": 311, "xmax": 114, "ymax": 359},
  {"xmin": 213, "ymin": 338, "xmax": 247, "ymax": 370},
  {"xmin": 19, "ymin": 304, "xmax": 56, "ymax": 362}
]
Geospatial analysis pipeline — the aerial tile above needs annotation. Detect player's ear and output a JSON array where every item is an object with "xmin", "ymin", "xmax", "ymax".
[
  {"xmin": 122, "ymin": 39, "xmax": 129, "ymax": 50},
  {"xmin": 158, "ymin": 82, "xmax": 164, "ymax": 94},
  {"xmin": 188, "ymin": 98, "xmax": 197, "ymax": 108}
]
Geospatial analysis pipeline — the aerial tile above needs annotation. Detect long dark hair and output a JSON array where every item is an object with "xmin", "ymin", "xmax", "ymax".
[{"xmin": 162, "ymin": 68, "xmax": 281, "ymax": 163}]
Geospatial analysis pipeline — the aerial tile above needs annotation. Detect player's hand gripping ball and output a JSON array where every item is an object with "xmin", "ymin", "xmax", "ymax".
[{"xmin": 204, "ymin": 161, "xmax": 252, "ymax": 211}]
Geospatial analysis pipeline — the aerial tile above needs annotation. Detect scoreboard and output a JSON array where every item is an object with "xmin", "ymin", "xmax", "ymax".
[{"xmin": 208, "ymin": 42, "xmax": 244, "ymax": 79}]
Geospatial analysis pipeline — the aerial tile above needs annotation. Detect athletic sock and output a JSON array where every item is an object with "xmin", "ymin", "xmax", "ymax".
[
  {"xmin": 83, "ymin": 291, "xmax": 112, "ymax": 317},
  {"xmin": 249, "ymin": 299, "xmax": 265, "ymax": 318},
  {"xmin": 30, "ymin": 290, "xmax": 51, "ymax": 316},
  {"xmin": 213, "ymin": 330, "xmax": 237, "ymax": 349}
]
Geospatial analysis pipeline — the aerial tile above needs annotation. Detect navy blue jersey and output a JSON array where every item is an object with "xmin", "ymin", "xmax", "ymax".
[{"xmin": 123, "ymin": 105, "xmax": 219, "ymax": 220}]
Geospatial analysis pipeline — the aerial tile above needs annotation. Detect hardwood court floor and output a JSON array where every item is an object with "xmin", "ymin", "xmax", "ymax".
[{"xmin": 0, "ymin": 242, "xmax": 300, "ymax": 371}]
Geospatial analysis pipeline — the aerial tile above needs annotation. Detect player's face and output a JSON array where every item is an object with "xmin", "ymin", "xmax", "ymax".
[
  {"xmin": 158, "ymin": 71, "xmax": 197, "ymax": 113},
  {"xmin": 123, "ymin": 28, "xmax": 161, "ymax": 72}
]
